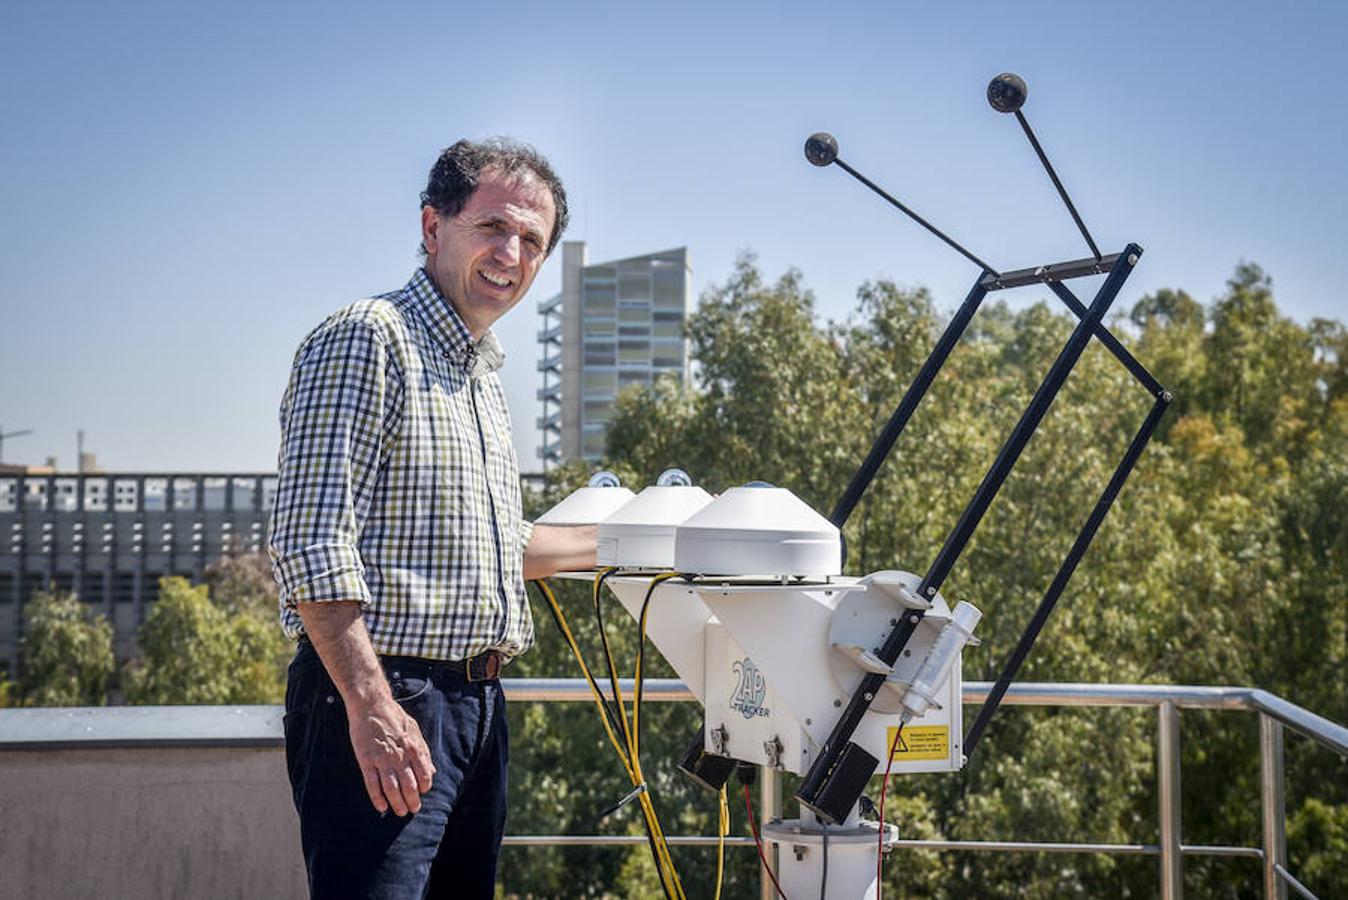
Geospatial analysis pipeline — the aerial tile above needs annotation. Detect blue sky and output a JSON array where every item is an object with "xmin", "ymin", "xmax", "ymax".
[{"xmin": 2, "ymin": 2, "xmax": 1345, "ymax": 472}]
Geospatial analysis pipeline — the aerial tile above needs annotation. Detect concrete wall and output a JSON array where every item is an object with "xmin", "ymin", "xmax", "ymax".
[
  {"xmin": 560, "ymin": 240, "xmax": 586, "ymax": 460},
  {"xmin": 0, "ymin": 746, "xmax": 305, "ymax": 900}
]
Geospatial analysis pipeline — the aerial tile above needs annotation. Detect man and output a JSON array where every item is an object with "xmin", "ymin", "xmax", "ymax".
[{"xmin": 269, "ymin": 138, "xmax": 596, "ymax": 899}]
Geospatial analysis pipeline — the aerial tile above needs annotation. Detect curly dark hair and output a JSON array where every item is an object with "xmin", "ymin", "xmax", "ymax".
[{"xmin": 419, "ymin": 137, "xmax": 569, "ymax": 256}]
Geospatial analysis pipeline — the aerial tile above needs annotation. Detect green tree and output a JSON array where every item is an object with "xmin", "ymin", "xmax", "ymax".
[
  {"xmin": 123, "ymin": 572, "xmax": 287, "ymax": 705},
  {"xmin": 16, "ymin": 590, "xmax": 115, "ymax": 706}
]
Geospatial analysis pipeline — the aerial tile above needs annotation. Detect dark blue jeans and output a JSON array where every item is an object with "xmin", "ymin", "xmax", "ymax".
[{"xmin": 284, "ymin": 640, "xmax": 509, "ymax": 900}]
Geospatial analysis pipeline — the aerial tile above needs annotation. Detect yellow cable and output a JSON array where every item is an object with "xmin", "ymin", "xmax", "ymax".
[
  {"xmin": 532, "ymin": 579, "xmax": 634, "ymax": 778},
  {"xmin": 538, "ymin": 579, "xmax": 678, "ymax": 898},
  {"xmin": 630, "ymin": 572, "xmax": 689, "ymax": 898},
  {"xmin": 537, "ymin": 575, "xmax": 685, "ymax": 900},
  {"xmin": 605, "ymin": 569, "xmax": 687, "ymax": 899},
  {"xmin": 714, "ymin": 786, "xmax": 729, "ymax": 900}
]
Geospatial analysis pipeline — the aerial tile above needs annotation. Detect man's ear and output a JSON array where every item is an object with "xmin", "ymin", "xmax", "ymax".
[{"xmin": 421, "ymin": 206, "xmax": 441, "ymax": 257}]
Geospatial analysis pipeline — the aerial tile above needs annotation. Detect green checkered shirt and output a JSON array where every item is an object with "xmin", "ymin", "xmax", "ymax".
[{"xmin": 269, "ymin": 268, "xmax": 536, "ymax": 660}]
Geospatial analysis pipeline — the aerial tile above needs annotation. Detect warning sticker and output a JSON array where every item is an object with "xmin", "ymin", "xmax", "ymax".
[{"xmin": 886, "ymin": 725, "xmax": 950, "ymax": 761}]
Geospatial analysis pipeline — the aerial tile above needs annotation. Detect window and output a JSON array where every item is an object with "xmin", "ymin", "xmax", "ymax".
[
  {"xmin": 653, "ymin": 313, "xmax": 683, "ymax": 338},
  {"xmin": 653, "ymin": 343, "xmax": 683, "ymax": 367},
  {"xmin": 54, "ymin": 479, "xmax": 79, "ymax": 512},
  {"xmin": 80, "ymin": 571, "xmax": 105, "ymax": 605},
  {"xmin": 261, "ymin": 478, "xmax": 278, "ymax": 511},
  {"xmin": 618, "ymin": 270, "xmax": 651, "ymax": 301},
  {"xmin": 141, "ymin": 574, "xmax": 164, "ymax": 606},
  {"xmin": 582, "ymin": 429, "xmax": 606, "ymax": 457},
  {"xmin": 618, "ymin": 344, "xmax": 649, "ymax": 364},
  {"xmin": 584, "ymin": 282, "xmax": 616, "ymax": 315},
  {"xmin": 584, "ymin": 319, "xmax": 615, "ymax": 337},
  {"xmin": 619, "ymin": 306, "xmax": 650, "ymax": 323},
  {"xmin": 113, "ymin": 480, "xmax": 138, "ymax": 512},
  {"xmin": 232, "ymin": 478, "xmax": 257, "ymax": 511},
  {"xmin": 173, "ymin": 478, "xmax": 199, "ymax": 511},
  {"xmin": 583, "ymin": 400, "xmax": 613, "ymax": 425},
  {"xmin": 24, "ymin": 482, "xmax": 48, "ymax": 511},
  {"xmin": 203, "ymin": 478, "xmax": 228, "ymax": 511},
  {"xmin": 653, "ymin": 269, "xmax": 686, "ymax": 309},
  {"xmin": 143, "ymin": 478, "xmax": 168, "ymax": 512},
  {"xmin": 584, "ymin": 342, "xmax": 616, "ymax": 366},
  {"xmin": 83, "ymin": 479, "xmax": 109, "ymax": 512},
  {"xmin": 584, "ymin": 371, "xmax": 617, "ymax": 395}
]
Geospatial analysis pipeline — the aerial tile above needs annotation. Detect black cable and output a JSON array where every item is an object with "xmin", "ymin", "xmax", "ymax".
[
  {"xmin": 820, "ymin": 822, "xmax": 829, "ymax": 900},
  {"xmin": 634, "ymin": 575, "xmax": 675, "ymax": 758},
  {"xmin": 591, "ymin": 568, "xmax": 630, "ymax": 749}
]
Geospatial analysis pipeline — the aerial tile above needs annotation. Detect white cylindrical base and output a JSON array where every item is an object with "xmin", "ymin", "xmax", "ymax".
[{"xmin": 762, "ymin": 818, "xmax": 895, "ymax": 900}]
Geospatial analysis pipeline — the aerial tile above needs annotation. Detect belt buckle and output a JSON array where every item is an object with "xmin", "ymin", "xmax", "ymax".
[{"xmin": 468, "ymin": 651, "xmax": 501, "ymax": 682}]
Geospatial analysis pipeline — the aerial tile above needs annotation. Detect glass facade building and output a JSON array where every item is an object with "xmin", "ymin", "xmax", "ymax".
[
  {"xmin": 538, "ymin": 243, "xmax": 690, "ymax": 465},
  {"xmin": 0, "ymin": 471, "xmax": 275, "ymax": 671}
]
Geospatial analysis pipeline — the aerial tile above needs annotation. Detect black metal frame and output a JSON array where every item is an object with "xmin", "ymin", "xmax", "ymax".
[{"xmin": 798, "ymin": 89, "xmax": 1171, "ymax": 822}]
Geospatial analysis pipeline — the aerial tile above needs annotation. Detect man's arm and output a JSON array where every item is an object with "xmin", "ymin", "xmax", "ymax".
[
  {"xmin": 523, "ymin": 524, "xmax": 598, "ymax": 580},
  {"xmin": 270, "ymin": 316, "xmax": 429, "ymax": 815},
  {"xmin": 297, "ymin": 601, "xmax": 435, "ymax": 817}
]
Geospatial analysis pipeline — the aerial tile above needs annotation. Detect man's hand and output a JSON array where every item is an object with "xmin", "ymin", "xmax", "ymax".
[
  {"xmin": 297, "ymin": 600, "xmax": 437, "ymax": 816},
  {"xmin": 348, "ymin": 698, "xmax": 435, "ymax": 816}
]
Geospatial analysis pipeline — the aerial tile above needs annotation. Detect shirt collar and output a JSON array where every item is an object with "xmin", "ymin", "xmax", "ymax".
[{"xmin": 400, "ymin": 268, "xmax": 506, "ymax": 376}]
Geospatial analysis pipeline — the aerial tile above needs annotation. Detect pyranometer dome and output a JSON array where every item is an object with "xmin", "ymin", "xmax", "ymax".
[
  {"xmin": 597, "ymin": 472, "xmax": 714, "ymax": 569},
  {"xmin": 673, "ymin": 483, "xmax": 841, "ymax": 577},
  {"xmin": 535, "ymin": 471, "xmax": 636, "ymax": 526}
]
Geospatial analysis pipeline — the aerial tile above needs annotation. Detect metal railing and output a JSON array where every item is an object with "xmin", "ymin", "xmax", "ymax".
[{"xmin": 2, "ymin": 681, "xmax": 1344, "ymax": 899}]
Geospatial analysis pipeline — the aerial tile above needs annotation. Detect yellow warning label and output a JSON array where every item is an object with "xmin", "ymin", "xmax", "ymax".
[{"xmin": 886, "ymin": 725, "xmax": 950, "ymax": 761}]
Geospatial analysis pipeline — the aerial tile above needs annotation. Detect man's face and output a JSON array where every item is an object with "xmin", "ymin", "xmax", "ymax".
[{"xmin": 421, "ymin": 167, "xmax": 556, "ymax": 340}]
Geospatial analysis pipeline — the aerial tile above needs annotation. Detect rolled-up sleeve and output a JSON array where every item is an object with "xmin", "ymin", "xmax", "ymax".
[
  {"xmin": 268, "ymin": 316, "xmax": 400, "ymax": 608},
  {"xmin": 519, "ymin": 518, "xmax": 535, "ymax": 555}
]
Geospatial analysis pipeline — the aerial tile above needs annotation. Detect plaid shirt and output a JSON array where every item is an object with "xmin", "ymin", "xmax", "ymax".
[{"xmin": 269, "ymin": 268, "xmax": 535, "ymax": 661}]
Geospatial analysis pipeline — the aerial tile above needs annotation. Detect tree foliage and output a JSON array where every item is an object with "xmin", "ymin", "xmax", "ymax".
[
  {"xmin": 122, "ymin": 556, "xmax": 288, "ymax": 705},
  {"xmin": 505, "ymin": 254, "xmax": 1347, "ymax": 898},
  {"xmin": 15, "ymin": 590, "xmax": 115, "ymax": 706}
]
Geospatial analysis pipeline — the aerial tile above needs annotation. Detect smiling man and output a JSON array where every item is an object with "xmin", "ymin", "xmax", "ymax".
[{"xmin": 269, "ymin": 139, "xmax": 597, "ymax": 899}]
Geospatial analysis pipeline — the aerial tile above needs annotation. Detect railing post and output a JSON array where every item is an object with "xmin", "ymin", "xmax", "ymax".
[
  {"xmin": 1158, "ymin": 700, "xmax": 1183, "ymax": 900},
  {"xmin": 760, "ymin": 765, "xmax": 781, "ymax": 900},
  {"xmin": 1260, "ymin": 714, "xmax": 1288, "ymax": 900}
]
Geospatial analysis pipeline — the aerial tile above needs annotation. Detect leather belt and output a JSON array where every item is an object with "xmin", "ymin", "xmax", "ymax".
[
  {"xmin": 297, "ymin": 637, "xmax": 504, "ymax": 682},
  {"xmin": 454, "ymin": 650, "xmax": 504, "ymax": 682}
]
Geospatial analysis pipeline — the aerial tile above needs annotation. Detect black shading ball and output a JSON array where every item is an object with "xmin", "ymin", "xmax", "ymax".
[
  {"xmin": 987, "ymin": 73, "xmax": 1028, "ymax": 113},
  {"xmin": 804, "ymin": 132, "xmax": 838, "ymax": 167}
]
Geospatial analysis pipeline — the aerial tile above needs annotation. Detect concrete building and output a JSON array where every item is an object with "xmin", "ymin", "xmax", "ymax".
[
  {"xmin": 0, "ymin": 471, "xmax": 275, "ymax": 671},
  {"xmin": 538, "ymin": 242, "xmax": 691, "ymax": 466}
]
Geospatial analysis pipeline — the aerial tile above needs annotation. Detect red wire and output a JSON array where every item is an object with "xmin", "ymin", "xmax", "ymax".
[
  {"xmin": 743, "ymin": 783, "xmax": 790, "ymax": 900},
  {"xmin": 876, "ymin": 723, "xmax": 903, "ymax": 900}
]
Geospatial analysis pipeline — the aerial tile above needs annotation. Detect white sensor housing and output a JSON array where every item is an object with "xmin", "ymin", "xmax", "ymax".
[
  {"xmin": 900, "ymin": 601, "xmax": 982, "ymax": 721},
  {"xmin": 597, "ymin": 470, "xmax": 713, "ymax": 569},
  {"xmin": 535, "ymin": 471, "xmax": 635, "ymax": 526},
  {"xmin": 673, "ymin": 483, "xmax": 841, "ymax": 577}
]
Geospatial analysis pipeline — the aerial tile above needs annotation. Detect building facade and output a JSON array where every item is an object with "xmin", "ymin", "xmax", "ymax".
[
  {"xmin": 0, "ymin": 472, "xmax": 275, "ymax": 670},
  {"xmin": 538, "ymin": 242, "xmax": 691, "ymax": 465}
]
